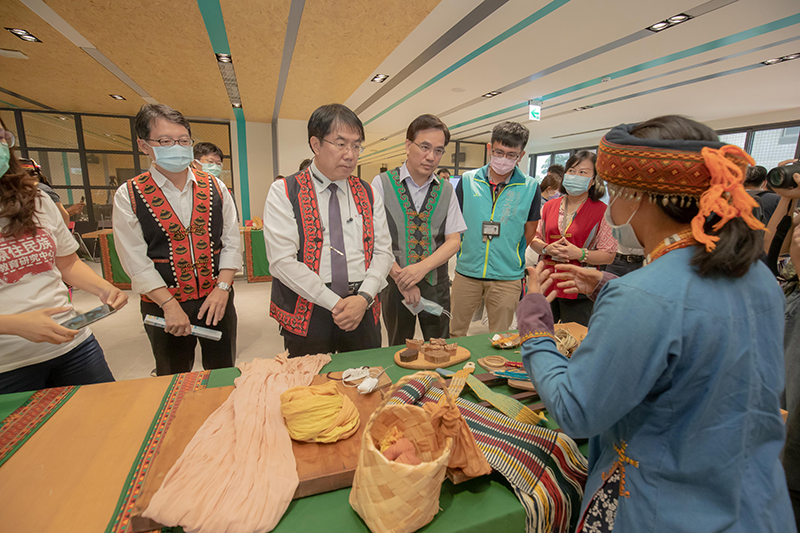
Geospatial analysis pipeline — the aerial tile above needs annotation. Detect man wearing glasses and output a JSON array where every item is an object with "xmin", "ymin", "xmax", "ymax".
[
  {"xmin": 371, "ymin": 115, "xmax": 466, "ymax": 345},
  {"xmin": 113, "ymin": 104, "xmax": 241, "ymax": 375},
  {"xmin": 450, "ymin": 121, "xmax": 541, "ymax": 337},
  {"xmin": 264, "ymin": 104, "xmax": 393, "ymax": 357}
]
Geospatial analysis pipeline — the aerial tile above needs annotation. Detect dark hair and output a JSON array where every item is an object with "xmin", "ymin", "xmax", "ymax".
[
  {"xmin": 560, "ymin": 151, "xmax": 603, "ymax": 201},
  {"xmin": 629, "ymin": 115, "xmax": 762, "ymax": 278},
  {"xmin": 0, "ymin": 118, "xmax": 40, "ymax": 239},
  {"xmin": 547, "ymin": 164, "xmax": 565, "ymax": 177},
  {"xmin": 540, "ymin": 172, "xmax": 562, "ymax": 192},
  {"xmin": 307, "ymin": 104, "xmax": 364, "ymax": 151},
  {"xmin": 194, "ymin": 142, "xmax": 223, "ymax": 161},
  {"xmin": 744, "ymin": 165, "xmax": 767, "ymax": 187},
  {"xmin": 491, "ymin": 122, "xmax": 529, "ymax": 150},
  {"xmin": 135, "ymin": 104, "xmax": 191, "ymax": 140},
  {"xmin": 17, "ymin": 158, "xmax": 49, "ymax": 185},
  {"xmin": 299, "ymin": 158, "xmax": 312, "ymax": 171},
  {"xmin": 406, "ymin": 114, "xmax": 450, "ymax": 145},
  {"xmin": 437, "ymin": 168, "xmax": 450, "ymax": 176}
]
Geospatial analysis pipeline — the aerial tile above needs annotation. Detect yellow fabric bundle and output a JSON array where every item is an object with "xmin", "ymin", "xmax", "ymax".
[{"xmin": 280, "ymin": 380, "xmax": 360, "ymax": 443}]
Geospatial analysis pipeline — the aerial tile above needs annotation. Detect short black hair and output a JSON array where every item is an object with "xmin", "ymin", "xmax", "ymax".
[
  {"xmin": 194, "ymin": 142, "xmax": 223, "ymax": 161},
  {"xmin": 299, "ymin": 158, "xmax": 312, "ymax": 171},
  {"xmin": 491, "ymin": 121, "xmax": 529, "ymax": 150},
  {"xmin": 437, "ymin": 168, "xmax": 450, "ymax": 176},
  {"xmin": 307, "ymin": 104, "xmax": 364, "ymax": 151},
  {"xmin": 135, "ymin": 103, "xmax": 191, "ymax": 140},
  {"xmin": 745, "ymin": 165, "xmax": 767, "ymax": 186},
  {"xmin": 406, "ymin": 114, "xmax": 450, "ymax": 145}
]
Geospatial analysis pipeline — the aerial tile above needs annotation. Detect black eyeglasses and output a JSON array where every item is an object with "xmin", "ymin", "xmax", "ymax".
[
  {"xmin": 146, "ymin": 138, "xmax": 194, "ymax": 147},
  {"xmin": 413, "ymin": 141, "xmax": 446, "ymax": 157},
  {"xmin": 322, "ymin": 138, "xmax": 364, "ymax": 154}
]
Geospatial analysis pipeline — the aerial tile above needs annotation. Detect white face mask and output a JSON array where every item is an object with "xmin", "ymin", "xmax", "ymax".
[
  {"xmin": 402, "ymin": 296, "xmax": 453, "ymax": 318},
  {"xmin": 604, "ymin": 196, "xmax": 643, "ymax": 250}
]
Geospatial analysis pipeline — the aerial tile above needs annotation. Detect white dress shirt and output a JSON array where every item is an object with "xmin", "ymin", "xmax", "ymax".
[
  {"xmin": 371, "ymin": 162, "xmax": 468, "ymax": 236},
  {"xmin": 263, "ymin": 162, "xmax": 393, "ymax": 311},
  {"xmin": 112, "ymin": 166, "xmax": 242, "ymax": 295}
]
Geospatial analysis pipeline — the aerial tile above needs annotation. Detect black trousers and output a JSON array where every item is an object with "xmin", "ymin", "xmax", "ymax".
[
  {"xmin": 551, "ymin": 294, "xmax": 594, "ymax": 327},
  {"xmin": 140, "ymin": 290, "xmax": 237, "ymax": 376},
  {"xmin": 604, "ymin": 255, "xmax": 644, "ymax": 277},
  {"xmin": 282, "ymin": 303, "xmax": 381, "ymax": 358},
  {"xmin": 381, "ymin": 277, "xmax": 450, "ymax": 347}
]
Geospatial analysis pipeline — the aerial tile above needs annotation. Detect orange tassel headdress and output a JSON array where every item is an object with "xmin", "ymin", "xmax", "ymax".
[{"xmin": 596, "ymin": 123, "xmax": 764, "ymax": 251}]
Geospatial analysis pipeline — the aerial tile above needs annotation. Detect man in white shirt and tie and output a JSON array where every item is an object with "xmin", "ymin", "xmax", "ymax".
[
  {"xmin": 263, "ymin": 104, "xmax": 393, "ymax": 357},
  {"xmin": 113, "ymin": 104, "xmax": 241, "ymax": 375}
]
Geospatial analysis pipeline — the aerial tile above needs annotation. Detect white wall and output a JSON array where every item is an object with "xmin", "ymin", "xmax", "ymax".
[
  {"xmin": 276, "ymin": 118, "xmax": 313, "ymax": 178},
  {"xmin": 230, "ymin": 119, "xmax": 273, "ymax": 221}
]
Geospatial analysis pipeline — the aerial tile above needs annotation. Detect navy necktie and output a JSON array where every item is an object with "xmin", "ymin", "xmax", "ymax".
[{"xmin": 327, "ymin": 183, "xmax": 349, "ymax": 297}]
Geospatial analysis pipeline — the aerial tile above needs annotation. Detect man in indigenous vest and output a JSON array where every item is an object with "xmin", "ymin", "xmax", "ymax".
[
  {"xmin": 263, "ymin": 104, "xmax": 393, "ymax": 357},
  {"xmin": 451, "ymin": 121, "xmax": 542, "ymax": 337},
  {"xmin": 113, "ymin": 104, "xmax": 241, "ymax": 376},
  {"xmin": 372, "ymin": 115, "xmax": 466, "ymax": 346}
]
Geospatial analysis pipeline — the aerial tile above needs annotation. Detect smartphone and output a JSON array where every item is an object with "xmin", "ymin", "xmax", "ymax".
[{"xmin": 60, "ymin": 303, "xmax": 116, "ymax": 330}]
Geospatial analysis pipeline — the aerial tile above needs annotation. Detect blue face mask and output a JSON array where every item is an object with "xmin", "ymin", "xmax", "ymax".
[
  {"xmin": 562, "ymin": 173, "xmax": 593, "ymax": 195},
  {"xmin": 152, "ymin": 144, "xmax": 193, "ymax": 173},
  {"xmin": 402, "ymin": 296, "xmax": 453, "ymax": 318},
  {"xmin": 0, "ymin": 142, "xmax": 9, "ymax": 177}
]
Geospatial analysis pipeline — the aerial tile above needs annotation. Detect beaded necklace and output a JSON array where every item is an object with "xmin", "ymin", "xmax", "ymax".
[{"xmin": 644, "ymin": 229, "xmax": 696, "ymax": 265}]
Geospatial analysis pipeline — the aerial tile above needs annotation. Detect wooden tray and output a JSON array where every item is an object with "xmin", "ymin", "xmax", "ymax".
[
  {"xmin": 394, "ymin": 346, "xmax": 471, "ymax": 369},
  {"xmin": 477, "ymin": 356, "xmax": 535, "ymax": 391},
  {"xmin": 130, "ymin": 368, "xmax": 391, "ymax": 533}
]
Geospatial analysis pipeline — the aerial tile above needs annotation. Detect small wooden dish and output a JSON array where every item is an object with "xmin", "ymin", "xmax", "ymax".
[{"xmin": 394, "ymin": 346, "xmax": 471, "ymax": 369}]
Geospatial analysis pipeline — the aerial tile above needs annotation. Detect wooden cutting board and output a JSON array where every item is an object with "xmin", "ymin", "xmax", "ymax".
[
  {"xmin": 130, "ymin": 369, "xmax": 391, "ymax": 533},
  {"xmin": 394, "ymin": 346, "xmax": 471, "ymax": 369}
]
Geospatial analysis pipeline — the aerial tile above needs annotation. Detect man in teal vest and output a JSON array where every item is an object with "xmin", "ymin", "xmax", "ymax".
[
  {"xmin": 373, "ymin": 115, "xmax": 466, "ymax": 346},
  {"xmin": 451, "ymin": 121, "xmax": 541, "ymax": 337}
]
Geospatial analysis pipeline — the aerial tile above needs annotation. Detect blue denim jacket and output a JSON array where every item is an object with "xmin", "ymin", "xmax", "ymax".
[{"xmin": 520, "ymin": 247, "xmax": 795, "ymax": 532}]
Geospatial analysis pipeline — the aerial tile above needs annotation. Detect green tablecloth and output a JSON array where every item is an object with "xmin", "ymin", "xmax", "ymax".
[{"xmin": 201, "ymin": 333, "xmax": 588, "ymax": 533}]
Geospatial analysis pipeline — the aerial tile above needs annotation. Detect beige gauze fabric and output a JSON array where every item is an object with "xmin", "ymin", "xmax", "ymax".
[{"xmin": 143, "ymin": 353, "xmax": 332, "ymax": 533}]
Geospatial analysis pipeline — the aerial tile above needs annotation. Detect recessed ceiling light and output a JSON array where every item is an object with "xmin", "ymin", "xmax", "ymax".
[
  {"xmin": 5, "ymin": 28, "xmax": 41, "ymax": 42},
  {"xmin": 762, "ymin": 58, "xmax": 782, "ymax": 65},
  {"xmin": 782, "ymin": 53, "xmax": 800, "ymax": 61},
  {"xmin": 574, "ymin": 105, "xmax": 594, "ymax": 111},
  {"xmin": 648, "ymin": 21, "xmax": 670, "ymax": 32},
  {"xmin": 58, "ymin": 116, "xmax": 68, "ymax": 121},
  {"xmin": 109, "ymin": 94, "xmax": 126, "ymax": 100},
  {"xmin": 232, "ymin": 102, "xmax": 242, "ymax": 108},
  {"xmin": 370, "ymin": 74, "xmax": 389, "ymax": 83},
  {"xmin": 647, "ymin": 13, "xmax": 692, "ymax": 33},
  {"xmin": 216, "ymin": 53, "xmax": 232, "ymax": 63},
  {"xmin": 481, "ymin": 91, "xmax": 502, "ymax": 98},
  {"xmin": 380, "ymin": 137, "xmax": 387, "ymax": 141},
  {"xmin": 668, "ymin": 14, "xmax": 690, "ymax": 23}
]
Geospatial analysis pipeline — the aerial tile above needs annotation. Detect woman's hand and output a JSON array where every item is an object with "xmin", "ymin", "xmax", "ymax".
[
  {"xmin": 525, "ymin": 263, "xmax": 557, "ymax": 302},
  {"xmin": 99, "ymin": 283, "xmax": 128, "ymax": 310},
  {"xmin": 549, "ymin": 264, "xmax": 604, "ymax": 296},
  {"xmin": 1, "ymin": 307, "xmax": 79, "ymax": 344}
]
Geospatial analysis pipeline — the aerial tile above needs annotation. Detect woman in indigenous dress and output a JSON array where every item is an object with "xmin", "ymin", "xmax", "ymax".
[
  {"xmin": 0, "ymin": 117, "xmax": 127, "ymax": 393},
  {"xmin": 529, "ymin": 151, "xmax": 616, "ymax": 326},
  {"xmin": 519, "ymin": 116, "xmax": 794, "ymax": 532}
]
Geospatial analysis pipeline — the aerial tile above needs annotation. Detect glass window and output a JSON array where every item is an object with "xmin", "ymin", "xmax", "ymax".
[
  {"xmin": 86, "ymin": 153, "xmax": 136, "ymax": 188},
  {"xmin": 718, "ymin": 132, "xmax": 747, "ymax": 149},
  {"xmin": 218, "ymin": 159, "xmax": 233, "ymax": 188},
  {"xmin": 533, "ymin": 154, "xmax": 552, "ymax": 181},
  {"xmin": 29, "ymin": 150, "xmax": 83, "ymax": 187},
  {"xmin": 750, "ymin": 127, "xmax": 799, "ymax": 171},
  {"xmin": 89, "ymin": 188, "xmax": 115, "ymax": 225},
  {"xmin": 442, "ymin": 142, "xmax": 457, "ymax": 169},
  {"xmin": 82, "ymin": 115, "xmax": 133, "ymax": 151},
  {"xmin": 190, "ymin": 121, "xmax": 231, "ymax": 156},
  {"xmin": 21, "ymin": 112, "xmax": 78, "ymax": 149},
  {"xmin": 554, "ymin": 152, "xmax": 570, "ymax": 169},
  {"xmin": 48, "ymin": 187, "xmax": 85, "ymax": 207},
  {"xmin": 460, "ymin": 142, "xmax": 486, "ymax": 168}
]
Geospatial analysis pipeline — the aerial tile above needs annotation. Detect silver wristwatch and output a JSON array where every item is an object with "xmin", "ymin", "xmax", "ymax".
[{"xmin": 216, "ymin": 281, "xmax": 232, "ymax": 292}]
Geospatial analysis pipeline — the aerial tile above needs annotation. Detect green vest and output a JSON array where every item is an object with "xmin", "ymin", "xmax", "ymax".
[
  {"xmin": 456, "ymin": 165, "xmax": 538, "ymax": 280},
  {"xmin": 380, "ymin": 167, "xmax": 452, "ymax": 286}
]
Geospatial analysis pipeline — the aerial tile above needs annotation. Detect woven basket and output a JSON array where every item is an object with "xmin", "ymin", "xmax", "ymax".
[{"xmin": 349, "ymin": 372, "xmax": 454, "ymax": 533}]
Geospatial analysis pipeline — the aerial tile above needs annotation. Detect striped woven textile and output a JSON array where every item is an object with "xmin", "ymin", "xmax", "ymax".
[{"xmin": 389, "ymin": 375, "xmax": 587, "ymax": 533}]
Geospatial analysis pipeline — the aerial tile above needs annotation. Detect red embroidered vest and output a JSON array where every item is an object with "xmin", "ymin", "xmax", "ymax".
[
  {"xmin": 126, "ymin": 171, "xmax": 223, "ymax": 303},
  {"xmin": 270, "ymin": 169, "xmax": 381, "ymax": 336},
  {"xmin": 541, "ymin": 197, "xmax": 606, "ymax": 300}
]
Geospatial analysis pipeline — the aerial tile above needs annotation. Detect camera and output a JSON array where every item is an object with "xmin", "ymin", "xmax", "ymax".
[{"xmin": 767, "ymin": 162, "xmax": 800, "ymax": 189}]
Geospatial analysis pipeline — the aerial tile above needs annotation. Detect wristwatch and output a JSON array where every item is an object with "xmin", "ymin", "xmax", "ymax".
[
  {"xmin": 358, "ymin": 291, "xmax": 374, "ymax": 308},
  {"xmin": 216, "ymin": 281, "xmax": 232, "ymax": 292}
]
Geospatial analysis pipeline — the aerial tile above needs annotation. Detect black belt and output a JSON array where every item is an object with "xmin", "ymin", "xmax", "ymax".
[
  {"xmin": 325, "ymin": 280, "xmax": 363, "ymax": 296},
  {"xmin": 616, "ymin": 253, "xmax": 645, "ymax": 263}
]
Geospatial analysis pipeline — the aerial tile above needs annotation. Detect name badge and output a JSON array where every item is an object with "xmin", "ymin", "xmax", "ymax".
[{"xmin": 482, "ymin": 221, "xmax": 501, "ymax": 240}]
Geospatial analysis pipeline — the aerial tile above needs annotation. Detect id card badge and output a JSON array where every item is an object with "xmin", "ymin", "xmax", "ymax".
[{"xmin": 482, "ymin": 221, "xmax": 501, "ymax": 242}]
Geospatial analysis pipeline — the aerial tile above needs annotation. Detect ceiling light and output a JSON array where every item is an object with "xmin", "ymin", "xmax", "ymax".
[
  {"xmin": 370, "ymin": 74, "xmax": 389, "ymax": 83},
  {"xmin": 574, "ymin": 105, "xmax": 594, "ymax": 111},
  {"xmin": 762, "ymin": 58, "xmax": 782, "ymax": 65},
  {"xmin": 380, "ymin": 137, "xmax": 387, "ymax": 141},
  {"xmin": 216, "ymin": 53, "xmax": 232, "ymax": 63},
  {"xmin": 109, "ymin": 94, "xmax": 126, "ymax": 100},
  {"xmin": 782, "ymin": 53, "xmax": 800, "ymax": 61},
  {"xmin": 5, "ymin": 28, "xmax": 41, "ymax": 42},
  {"xmin": 647, "ymin": 13, "xmax": 692, "ymax": 33},
  {"xmin": 481, "ymin": 91, "xmax": 502, "ymax": 98},
  {"xmin": 58, "ymin": 116, "xmax": 68, "ymax": 121},
  {"xmin": 232, "ymin": 102, "xmax": 242, "ymax": 108}
]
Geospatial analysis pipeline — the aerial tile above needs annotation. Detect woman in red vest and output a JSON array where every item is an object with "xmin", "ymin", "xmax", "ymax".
[{"xmin": 529, "ymin": 151, "xmax": 616, "ymax": 325}]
